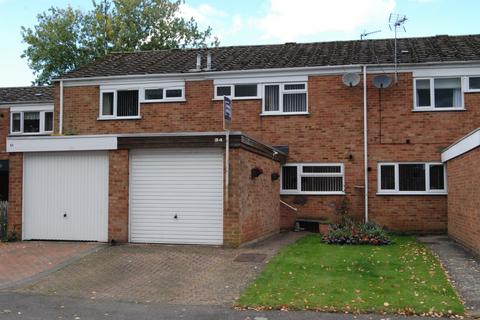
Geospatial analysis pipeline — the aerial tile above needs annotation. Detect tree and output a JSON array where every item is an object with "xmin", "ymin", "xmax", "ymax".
[{"xmin": 22, "ymin": 0, "xmax": 218, "ymax": 85}]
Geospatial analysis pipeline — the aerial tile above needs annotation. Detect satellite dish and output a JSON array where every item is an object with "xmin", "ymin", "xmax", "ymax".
[
  {"xmin": 342, "ymin": 73, "xmax": 361, "ymax": 87},
  {"xmin": 373, "ymin": 75, "xmax": 392, "ymax": 89}
]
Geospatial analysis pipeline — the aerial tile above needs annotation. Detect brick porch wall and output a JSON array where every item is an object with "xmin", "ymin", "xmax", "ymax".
[
  {"xmin": 446, "ymin": 147, "xmax": 480, "ymax": 256},
  {"xmin": 108, "ymin": 149, "xmax": 129, "ymax": 242},
  {"xmin": 225, "ymin": 148, "xmax": 281, "ymax": 246}
]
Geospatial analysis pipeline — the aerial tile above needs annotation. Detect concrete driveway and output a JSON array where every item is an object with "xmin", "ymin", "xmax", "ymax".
[
  {"xmin": 13, "ymin": 233, "xmax": 303, "ymax": 306},
  {"xmin": 0, "ymin": 241, "xmax": 102, "ymax": 290}
]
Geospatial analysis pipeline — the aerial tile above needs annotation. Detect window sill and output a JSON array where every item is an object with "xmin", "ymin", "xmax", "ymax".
[
  {"xmin": 141, "ymin": 99, "xmax": 186, "ymax": 103},
  {"xmin": 9, "ymin": 132, "xmax": 53, "ymax": 136},
  {"xmin": 260, "ymin": 112, "xmax": 310, "ymax": 116},
  {"xmin": 213, "ymin": 97, "xmax": 261, "ymax": 101},
  {"xmin": 376, "ymin": 192, "xmax": 447, "ymax": 196},
  {"xmin": 412, "ymin": 108, "xmax": 465, "ymax": 112},
  {"xmin": 281, "ymin": 192, "xmax": 345, "ymax": 196},
  {"xmin": 97, "ymin": 116, "xmax": 142, "ymax": 121}
]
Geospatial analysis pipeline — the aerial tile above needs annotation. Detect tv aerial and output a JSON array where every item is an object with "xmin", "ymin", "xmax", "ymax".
[
  {"xmin": 389, "ymin": 14, "xmax": 408, "ymax": 83},
  {"xmin": 360, "ymin": 30, "xmax": 381, "ymax": 40},
  {"xmin": 342, "ymin": 73, "xmax": 361, "ymax": 87}
]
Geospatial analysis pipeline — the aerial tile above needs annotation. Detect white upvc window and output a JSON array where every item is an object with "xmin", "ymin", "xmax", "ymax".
[
  {"xmin": 214, "ymin": 84, "xmax": 260, "ymax": 100},
  {"xmin": 281, "ymin": 163, "xmax": 344, "ymax": 195},
  {"xmin": 10, "ymin": 108, "xmax": 54, "ymax": 135},
  {"xmin": 465, "ymin": 76, "xmax": 480, "ymax": 92},
  {"xmin": 377, "ymin": 162, "xmax": 447, "ymax": 195},
  {"xmin": 262, "ymin": 82, "xmax": 308, "ymax": 114},
  {"xmin": 413, "ymin": 77, "xmax": 464, "ymax": 111},
  {"xmin": 141, "ymin": 86, "xmax": 185, "ymax": 102},
  {"xmin": 99, "ymin": 89, "xmax": 140, "ymax": 119}
]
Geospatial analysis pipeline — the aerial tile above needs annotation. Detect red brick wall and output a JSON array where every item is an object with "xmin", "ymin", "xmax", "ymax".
[
  {"xmin": 55, "ymin": 72, "xmax": 480, "ymax": 234},
  {"xmin": 280, "ymin": 202, "xmax": 297, "ymax": 231},
  {"xmin": 446, "ymin": 147, "xmax": 480, "ymax": 256},
  {"xmin": 7, "ymin": 153, "xmax": 22, "ymax": 238},
  {"xmin": 108, "ymin": 150, "xmax": 129, "ymax": 242},
  {"xmin": 225, "ymin": 148, "xmax": 281, "ymax": 246}
]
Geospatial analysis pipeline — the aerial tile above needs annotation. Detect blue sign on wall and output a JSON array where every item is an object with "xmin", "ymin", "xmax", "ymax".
[{"xmin": 223, "ymin": 96, "xmax": 232, "ymax": 130}]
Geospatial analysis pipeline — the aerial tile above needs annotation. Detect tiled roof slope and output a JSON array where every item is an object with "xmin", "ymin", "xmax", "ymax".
[
  {"xmin": 61, "ymin": 34, "xmax": 480, "ymax": 79},
  {"xmin": 0, "ymin": 86, "xmax": 53, "ymax": 104}
]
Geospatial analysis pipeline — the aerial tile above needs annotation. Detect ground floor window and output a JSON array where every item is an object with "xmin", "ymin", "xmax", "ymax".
[
  {"xmin": 377, "ymin": 162, "xmax": 446, "ymax": 195},
  {"xmin": 281, "ymin": 163, "xmax": 344, "ymax": 195}
]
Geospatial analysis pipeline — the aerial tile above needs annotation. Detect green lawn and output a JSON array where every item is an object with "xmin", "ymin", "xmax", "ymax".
[{"xmin": 237, "ymin": 235, "xmax": 464, "ymax": 315}]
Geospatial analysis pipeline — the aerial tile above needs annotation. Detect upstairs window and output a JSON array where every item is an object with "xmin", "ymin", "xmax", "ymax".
[
  {"xmin": 100, "ymin": 89, "xmax": 139, "ymax": 119},
  {"xmin": 414, "ymin": 78, "xmax": 463, "ymax": 110},
  {"xmin": 214, "ymin": 84, "xmax": 259, "ymax": 99},
  {"xmin": 263, "ymin": 83, "xmax": 307, "ymax": 114},
  {"xmin": 467, "ymin": 76, "xmax": 480, "ymax": 92},
  {"xmin": 378, "ymin": 162, "xmax": 446, "ymax": 194},
  {"xmin": 281, "ymin": 163, "xmax": 344, "ymax": 195},
  {"xmin": 143, "ymin": 87, "xmax": 184, "ymax": 102},
  {"xmin": 10, "ymin": 109, "xmax": 54, "ymax": 135}
]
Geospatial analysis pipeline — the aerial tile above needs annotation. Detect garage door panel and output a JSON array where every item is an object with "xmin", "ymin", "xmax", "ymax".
[
  {"xmin": 130, "ymin": 148, "xmax": 223, "ymax": 245},
  {"xmin": 23, "ymin": 152, "xmax": 108, "ymax": 241}
]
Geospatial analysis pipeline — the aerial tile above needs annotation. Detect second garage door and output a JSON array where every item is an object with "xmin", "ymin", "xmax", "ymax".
[{"xmin": 130, "ymin": 148, "xmax": 224, "ymax": 245}]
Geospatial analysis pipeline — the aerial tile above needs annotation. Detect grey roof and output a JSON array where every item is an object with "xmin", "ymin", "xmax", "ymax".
[
  {"xmin": 0, "ymin": 86, "xmax": 53, "ymax": 104},
  {"xmin": 61, "ymin": 34, "xmax": 480, "ymax": 79}
]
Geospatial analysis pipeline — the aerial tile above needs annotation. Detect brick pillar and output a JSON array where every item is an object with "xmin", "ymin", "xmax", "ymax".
[
  {"xmin": 8, "ymin": 153, "xmax": 23, "ymax": 239},
  {"xmin": 108, "ymin": 149, "xmax": 129, "ymax": 242},
  {"xmin": 223, "ymin": 149, "xmax": 241, "ymax": 247}
]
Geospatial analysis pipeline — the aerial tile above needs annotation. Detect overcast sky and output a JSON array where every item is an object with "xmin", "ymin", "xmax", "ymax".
[{"xmin": 0, "ymin": 0, "xmax": 478, "ymax": 86}]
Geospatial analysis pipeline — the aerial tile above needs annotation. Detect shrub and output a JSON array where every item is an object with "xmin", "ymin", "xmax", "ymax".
[{"xmin": 323, "ymin": 221, "xmax": 391, "ymax": 245}]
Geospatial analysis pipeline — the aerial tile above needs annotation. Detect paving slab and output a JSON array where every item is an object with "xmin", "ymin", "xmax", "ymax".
[
  {"xmin": 418, "ymin": 235, "xmax": 480, "ymax": 317},
  {"xmin": 13, "ymin": 232, "xmax": 305, "ymax": 306},
  {"xmin": 0, "ymin": 241, "xmax": 103, "ymax": 290}
]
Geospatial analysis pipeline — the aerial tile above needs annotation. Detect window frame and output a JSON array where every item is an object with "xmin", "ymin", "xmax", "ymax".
[
  {"xmin": 262, "ymin": 82, "xmax": 308, "ymax": 115},
  {"xmin": 413, "ymin": 77, "xmax": 465, "ymax": 111},
  {"xmin": 465, "ymin": 76, "xmax": 480, "ymax": 93},
  {"xmin": 377, "ymin": 162, "xmax": 447, "ymax": 195},
  {"xmin": 99, "ymin": 89, "xmax": 141, "ymax": 120},
  {"xmin": 281, "ymin": 163, "xmax": 345, "ymax": 195},
  {"xmin": 213, "ymin": 84, "xmax": 261, "ymax": 100},
  {"xmin": 141, "ymin": 86, "xmax": 185, "ymax": 103},
  {"xmin": 9, "ymin": 109, "xmax": 54, "ymax": 135}
]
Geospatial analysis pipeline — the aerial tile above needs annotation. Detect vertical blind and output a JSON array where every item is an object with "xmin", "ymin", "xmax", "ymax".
[
  {"xmin": 264, "ymin": 85, "xmax": 280, "ymax": 111},
  {"xmin": 399, "ymin": 164, "xmax": 426, "ymax": 191},
  {"xmin": 117, "ymin": 90, "xmax": 139, "ymax": 117}
]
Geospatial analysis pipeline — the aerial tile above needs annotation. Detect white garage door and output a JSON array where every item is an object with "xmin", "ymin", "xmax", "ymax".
[
  {"xmin": 23, "ymin": 151, "xmax": 109, "ymax": 241},
  {"xmin": 130, "ymin": 148, "xmax": 224, "ymax": 245}
]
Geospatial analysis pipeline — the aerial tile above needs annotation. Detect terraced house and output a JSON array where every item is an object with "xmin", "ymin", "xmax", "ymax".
[{"xmin": 2, "ymin": 34, "xmax": 480, "ymax": 254}]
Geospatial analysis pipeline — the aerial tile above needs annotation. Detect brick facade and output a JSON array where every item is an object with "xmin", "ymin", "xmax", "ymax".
[
  {"xmin": 57, "ymin": 73, "xmax": 480, "ymax": 233},
  {"xmin": 5, "ymin": 68, "xmax": 480, "ymax": 242},
  {"xmin": 446, "ymin": 147, "xmax": 480, "ymax": 256}
]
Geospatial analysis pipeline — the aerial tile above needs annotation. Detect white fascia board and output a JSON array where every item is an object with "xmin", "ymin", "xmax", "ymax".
[
  {"xmin": 213, "ymin": 75, "xmax": 308, "ymax": 85},
  {"xmin": 413, "ymin": 66, "xmax": 480, "ymax": 78},
  {"xmin": 10, "ymin": 104, "xmax": 54, "ymax": 112},
  {"xmin": 6, "ymin": 135, "xmax": 118, "ymax": 153},
  {"xmin": 100, "ymin": 80, "xmax": 185, "ymax": 91},
  {"xmin": 442, "ymin": 128, "xmax": 480, "ymax": 162}
]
